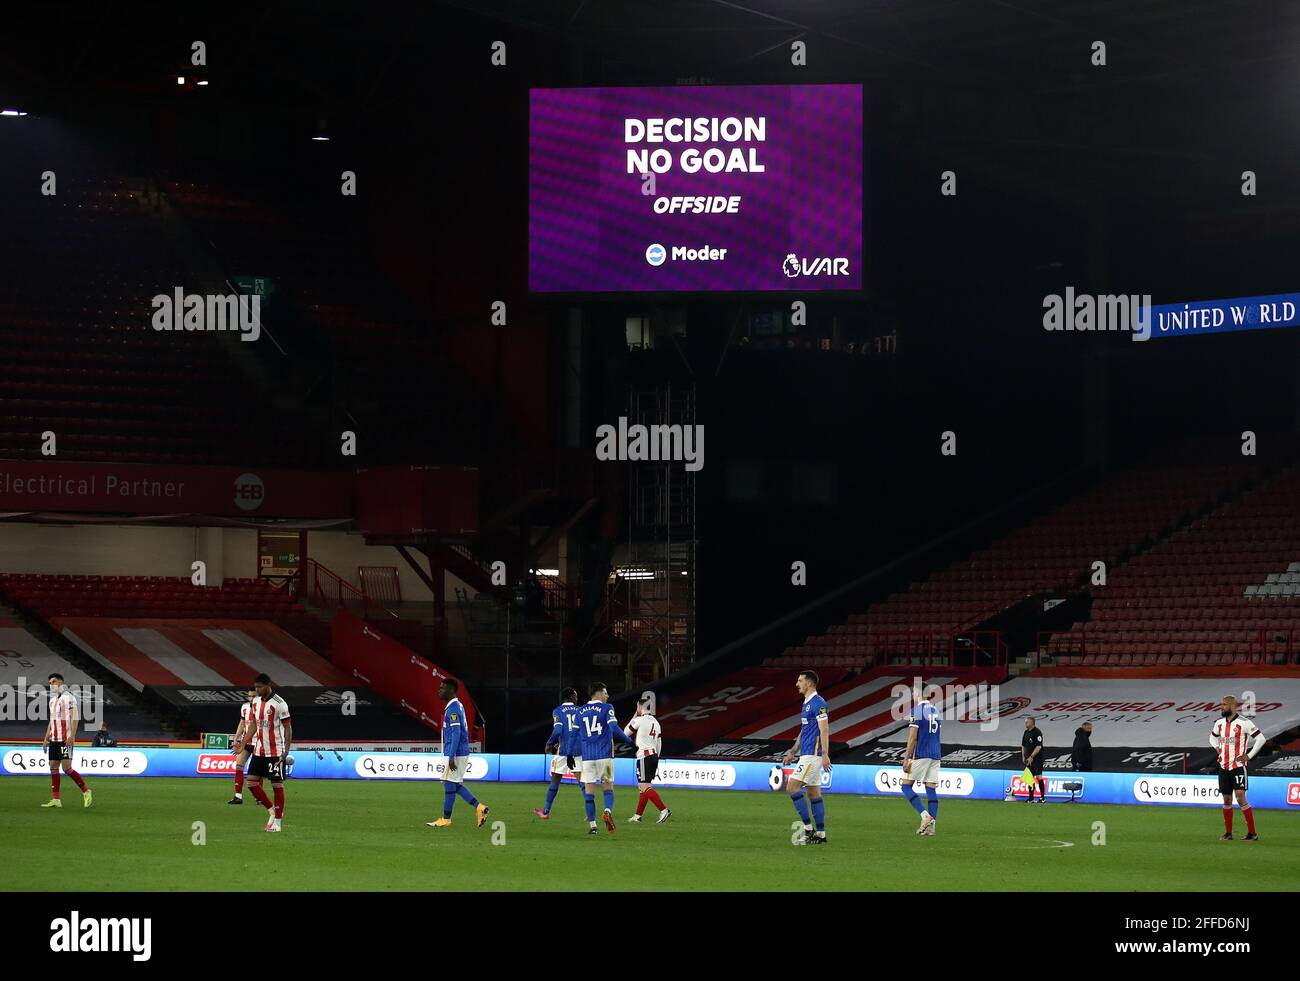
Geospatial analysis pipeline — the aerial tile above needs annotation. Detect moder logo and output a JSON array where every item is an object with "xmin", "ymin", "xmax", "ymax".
[
  {"xmin": 783, "ymin": 253, "xmax": 850, "ymax": 278},
  {"xmin": 595, "ymin": 416, "xmax": 704, "ymax": 472},
  {"xmin": 151, "ymin": 288, "xmax": 261, "ymax": 342},
  {"xmin": 50, "ymin": 911, "xmax": 151, "ymax": 961}
]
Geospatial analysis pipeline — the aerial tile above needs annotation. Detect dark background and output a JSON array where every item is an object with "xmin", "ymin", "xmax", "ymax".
[{"xmin": 2, "ymin": 0, "xmax": 1298, "ymax": 666}]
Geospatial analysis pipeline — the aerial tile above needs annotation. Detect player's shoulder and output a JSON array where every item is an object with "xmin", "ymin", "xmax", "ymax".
[{"xmin": 812, "ymin": 693, "xmax": 828, "ymax": 711}]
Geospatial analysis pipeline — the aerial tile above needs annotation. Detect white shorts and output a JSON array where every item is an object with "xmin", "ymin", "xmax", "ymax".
[
  {"xmin": 790, "ymin": 755, "xmax": 823, "ymax": 787},
  {"xmin": 551, "ymin": 754, "xmax": 582, "ymax": 777},
  {"xmin": 580, "ymin": 758, "xmax": 614, "ymax": 784},
  {"xmin": 908, "ymin": 758, "xmax": 941, "ymax": 785},
  {"xmin": 442, "ymin": 756, "xmax": 470, "ymax": 783}
]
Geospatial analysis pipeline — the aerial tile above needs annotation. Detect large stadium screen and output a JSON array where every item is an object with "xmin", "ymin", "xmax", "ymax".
[{"xmin": 528, "ymin": 84, "xmax": 863, "ymax": 293}]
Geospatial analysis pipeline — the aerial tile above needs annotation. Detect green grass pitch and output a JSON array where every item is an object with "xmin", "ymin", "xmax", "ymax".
[{"xmin": 2, "ymin": 777, "xmax": 1296, "ymax": 891}]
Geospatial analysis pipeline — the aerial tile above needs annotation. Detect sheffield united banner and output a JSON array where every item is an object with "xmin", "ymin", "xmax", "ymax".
[{"xmin": 878, "ymin": 676, "xmax": 1300, "ymax": 749}]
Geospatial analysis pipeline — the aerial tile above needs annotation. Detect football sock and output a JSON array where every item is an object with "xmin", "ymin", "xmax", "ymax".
[
  {"xmin": 456, "ymin": 784, "xmax": 479, "ymax": 806},
  {"xmin": 442, "ymin": 781, "xmax": 457, "ymax": 819},
  {"xmin": 925, "ymin": 787, "xmax": 939, "ymax": 819},
  {"xmin": 901, "ymin": 783, "xmax": 924, "ymax": 814},
  {"xmin": 234, "ymin": 770, "xmax": 245, "ymax": 794},
  {"xmin": 810, "ymin": 796, "xmax": 826, "ymax": 832},
  {"xmin": 636, "ymin": 791, "xmax": 649, "ymax": 817},
  {"xmin": 543, "ymin": 781, "xmax": 560, "ymax": 814},
  {"xmin": 1222, "ymin": 806, "xmax": 1233, "ymax": 833},
  {"xmin": 67, "ymin": 770, "xmax": 87, "ymax": 793},
  {"xmin": 790, "ymin": 789, "xmax": 812, "ymax": 824},
  {"xmin": 249, "ymin": 783, "xmax": 272, "ymax": 810},
  {"xmin": 51, "ymin": 771, "xmax": 61, "ymax": 799},
  {"xmin": 584, "ymin": 792, "xmax": 597, "ymax": 823},
  {"xmin": 273, "ymin": 784, "xmax": 285, "ymax": 819},
  {"xmin": 647, "ymin": 788, "xmax": 666, "ymax": 811},
  {"xmin": 603, "ymin": 788, "xmax": 614, "ymax": 812},
  {"xmin": 1243, "ymin": 806, "xmax": 1255, "ymax": 834}
]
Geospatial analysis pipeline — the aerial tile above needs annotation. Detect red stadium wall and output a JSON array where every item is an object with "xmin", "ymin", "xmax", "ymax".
[
  {"xmin": 355, "ymin": 465, "xmax": 480, "ymax": 538},
  {"xmin": 330, "ymin": 610, "xmax": 484, "ymax": 743}
]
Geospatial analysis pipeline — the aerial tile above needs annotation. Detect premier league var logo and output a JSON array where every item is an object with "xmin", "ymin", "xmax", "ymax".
[{"xmin": 782, "ymin": 253, "xmax": 800, "ymax": 278}]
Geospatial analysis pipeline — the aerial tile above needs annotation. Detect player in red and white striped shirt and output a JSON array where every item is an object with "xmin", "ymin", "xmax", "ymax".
[
  {"xmin": 625, "ymin": 697, "xmax": 670, "ymax": 824},
  {"xmin": 41, "ymin": 673, "xmax": 91, "ymax": 809},
  {"xmin": 1210, "ymin": 694, "xmax": 1265, "ymax": 841},
  {"xmin": 245, "ymin": 674, "xmax": 293, "ymax": 833},
  {"xmin": 228, "ymin": 685, "xmax": 258, "ymax": 804}
]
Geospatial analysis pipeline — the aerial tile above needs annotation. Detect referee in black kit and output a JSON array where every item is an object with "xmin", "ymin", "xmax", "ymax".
[{"xmin": 1022, "ymin": 717, "xmax": 1046, "ymax": 802}]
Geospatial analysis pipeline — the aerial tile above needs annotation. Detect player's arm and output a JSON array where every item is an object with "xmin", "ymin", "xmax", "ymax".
[
  {"xmin": 817, "ymin": 711, "xmax": 831, "ymax": 767},
  {"xmin": 545, "ymin": 715, "xmax": 563, "ymax": 753},
  {"xmin": 782, "ymin": 735, "xmax": 799, "ymax": 765},
  {"xmin": 1208, "ymin": 723, "xmax": 1222, "ymax": 757},
  {"xmin": 1246, "ymin": 721, "xmax": 1266, "ymax": 761},
  {"xmin": 611, "ymin": 712, "xmax": 634, "ymax": 745},
  {"xmin": 443, "ymin": 713, "xmax": 461, "ymax": 769},
  {"xmin": 903, "ymin": 723, "xmax": 918, "ymax": 771},
  {"xmin": 68, "ymin": 703, "xmax": 79, "ymax": 745},
  {"xmin": 279, "ymin": 718, "xmax": 292, "ymax": 760}
]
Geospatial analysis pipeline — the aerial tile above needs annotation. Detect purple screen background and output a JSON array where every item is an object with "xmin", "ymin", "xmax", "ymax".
[{"xmin": 528, "ymin": 84, "xmax": 863, "ymax": 293}]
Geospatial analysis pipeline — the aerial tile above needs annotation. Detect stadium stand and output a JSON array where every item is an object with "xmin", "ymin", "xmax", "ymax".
[
  {"xmin": 763, "ymin": 460, "xmax": 1256, "ymax": 670},
  {"xmin": 0, "ymin": 614, "xmax": 174, "ymax": 740},
  {"xmin": 52, "ymin": 618, "xmax": 348, "ymax": 691},
  {"xmin": 1043, "ymin": 462, "xmax": 1300, "ymax": 666},
  {"xmin": 160, "ymin": 174, "xmax": 521, "ymax": 475},
  {"xmin": 0, "ymin": 574, "xmax": 331, "ymax": 657},
  {"xmin": 0, "ymin": 169, "xmax": 334, "ymax": 468},
  {"xmin": 727, "ymin": 666, "xmax": 1004, "ymax": 748}
]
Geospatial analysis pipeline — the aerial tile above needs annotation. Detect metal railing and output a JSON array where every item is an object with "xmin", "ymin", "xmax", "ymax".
[{"xmin": 302, "ymin": 559, "xmax": 399, "ymax": 621}]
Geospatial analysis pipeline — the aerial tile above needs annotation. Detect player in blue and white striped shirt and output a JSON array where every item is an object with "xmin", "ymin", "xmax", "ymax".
[
  {"xmin": 534, "ymin": 687, "xmax": 585, "ymax": 820},
  {"xmin": 576, "ymin": 683, "xmax": 634, "ymax": 835},
  {"xmin": 427, "ymin": 678, "xmax": 489, "ymax": 830},
  {"xmin": 900, "ymin": 684, "xmax": 942, "ymax": 836}
]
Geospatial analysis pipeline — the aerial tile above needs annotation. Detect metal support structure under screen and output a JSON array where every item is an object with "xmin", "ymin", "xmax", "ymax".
[{"xmin": 624, "ymin": 385, "xmax": 697, "ymax": 687}]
